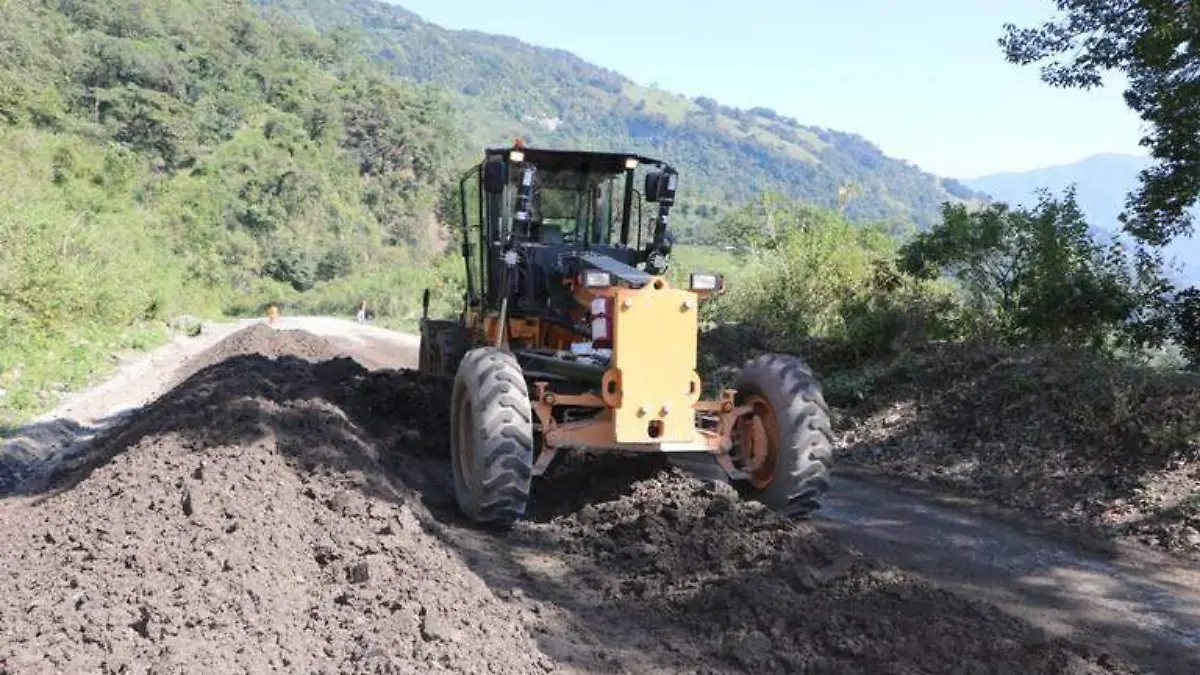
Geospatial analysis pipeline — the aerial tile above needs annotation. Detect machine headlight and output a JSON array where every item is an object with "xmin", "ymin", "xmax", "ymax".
[
  {"xmin": 509, "ymin": 150, "xmax": 525, "ymax": 163},
  {"xmin": 689, "ymin": 273, "xmax": 721, "ymax": 291},
  {"xmin": 624, "ymin": 157, "xmax": 639, "ymax": 170},
  {"xmin": 581, "ymin": 270, "xmax": 612, "ymax": 288}
]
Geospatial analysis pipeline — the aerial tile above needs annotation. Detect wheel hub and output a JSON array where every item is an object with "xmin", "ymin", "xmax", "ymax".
[{"xmin": 733, "ymin": 394, "xmax": 778, "ymax": 489}]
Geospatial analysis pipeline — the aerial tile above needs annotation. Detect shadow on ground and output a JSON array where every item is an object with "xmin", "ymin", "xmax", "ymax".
[
  {"xmin": 814, "ymin": 475, "xmax": 1200, "ymax": 674},
  {"xmin": 1, "ymin": 414, "xmax": 139, "ymax": 495}
]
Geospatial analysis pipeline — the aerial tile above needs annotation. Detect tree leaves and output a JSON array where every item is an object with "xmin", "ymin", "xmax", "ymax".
[
  {"xmin": 899, "ymin": 188, "xmax": 1168, "ymax": 349},
  {"xmin": 1, "ymin": 0, "xmax": 465, "ymax": 307},
  {"xmin": 999, "ymin": 0, "xmax": 1200, "ymax": 248}
]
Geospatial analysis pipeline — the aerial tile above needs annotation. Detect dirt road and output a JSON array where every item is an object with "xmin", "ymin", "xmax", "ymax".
[
  {"xmin": 0, "ymin": 317, "xmax": 1192, "ymax": 673},
  {"xmin": 817, "ymin": 475, "xmax": 1200, "ymax": 674}
]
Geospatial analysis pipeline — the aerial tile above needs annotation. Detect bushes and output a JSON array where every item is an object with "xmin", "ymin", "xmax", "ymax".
[
  {"xmin": 1173, "ymin": 288, "xmax": 1200, "ymax": 367},
  {"xmin": 716, "ymin": 200, "xmax": 961, "ymax": 366},
  {"xmin": 224, "ymin": 248, "xmax": 467, "ymax": 331},
  {"xmin": 711, "ymin": 189, "xmax": 1194, "ymax": 371},
  {"xmin": 0, "ymin": 131, "xmax": 204, "ymax": 328},
  {"xmin": 898, "ymin": 189, "xmax": 1164, "ymax": 350},
  {"xmin": 0, "ymin": 129, "xmax": 221, "ymax": 423},
  {"xmin": 0, "ymin": 0, "xmax": 464, "ymax": 424}
]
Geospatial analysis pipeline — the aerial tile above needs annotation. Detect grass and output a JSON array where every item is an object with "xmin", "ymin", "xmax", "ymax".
[
  {"xmin": 0, "ymin": 128, "xmax": 223, "ymax": 428},
  {"xmin": 0, "ymin": 320, "xmax": 179, "ymax": 427},
  {"xmin": 0, "ymin": 255, "xmax": 456, "ymax": 428},
  {"xmin": 223, "ymin": 248, "xmax": 467, "ymax": 332},
  {"xmin": 666, "ymin": 244, "xmax": 739, "ymax": 287},
  {"xmin": 0, "ymin": 126, "xmax": 458, "ymax": 428},
  {"xmin": 623, "ymin": 83, "xmax": 694, "ymax": 123}
]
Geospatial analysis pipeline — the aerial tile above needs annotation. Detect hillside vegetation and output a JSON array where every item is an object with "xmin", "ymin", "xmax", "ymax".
[
  {"xmin": 253, "ymin": 0, "xmax": 987, "ymax": 241},
  {"xmin": 0, "ymin": 0, "xmax": 991, "ymax": 425},
  {"xmin": 0, "ymin": 0, "xmax": 461, "ymax": 423}
]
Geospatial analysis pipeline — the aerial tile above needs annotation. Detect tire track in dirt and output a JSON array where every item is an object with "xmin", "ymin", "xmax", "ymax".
[{"xmin": 0, "ymin": 322, "xmax": 1140, "ymax": 673}]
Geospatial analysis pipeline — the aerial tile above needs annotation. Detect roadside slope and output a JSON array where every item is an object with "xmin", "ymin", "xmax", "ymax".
[{"xmin": 833, "ymin": 343, "xmax": 1200, "ymax": 560}]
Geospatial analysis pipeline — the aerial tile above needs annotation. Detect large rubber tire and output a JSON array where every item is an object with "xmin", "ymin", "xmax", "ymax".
[
  {"xmin": 418, "ymin": 320, "xmax": 452, "ymax": 374},
  {"xmin": 449, "ymin": 347, "xmax": 535, "ymax": 526},
  {"xmin": 733, "ymin": 353, "xmax": 834, "ymax": 517},
  {"xmin": 418, "ymin": 320, "xmax": 470, "ymax": 376},
  {"xmin": 436, "ymin": 329, "xmax": 470, "ymax": 378}
]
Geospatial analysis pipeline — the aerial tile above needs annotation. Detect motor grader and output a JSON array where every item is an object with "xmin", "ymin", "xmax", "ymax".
[{"xmin": 419, "ymin": 142, "xmax": 833, "ymax": 526}]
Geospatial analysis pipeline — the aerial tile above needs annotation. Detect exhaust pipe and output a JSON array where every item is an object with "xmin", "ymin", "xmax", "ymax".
[{"xmin": 421, "ymin": 288, "xmax": 430, "ymax": 320}]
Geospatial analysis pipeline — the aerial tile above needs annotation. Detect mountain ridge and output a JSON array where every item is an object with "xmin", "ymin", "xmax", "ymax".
[
  {"xmin": 960, "ymin": 152, "xmax": 1150, "ymax": 182},
  {"xmin": 255, "ymin": 0, "xmax": 989, "ymax": 239}
]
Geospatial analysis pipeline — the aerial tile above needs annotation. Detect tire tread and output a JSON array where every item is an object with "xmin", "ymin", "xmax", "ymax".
[{"xmin": 450, "ymin": 348, "xmax": 534, "ymax": 526}]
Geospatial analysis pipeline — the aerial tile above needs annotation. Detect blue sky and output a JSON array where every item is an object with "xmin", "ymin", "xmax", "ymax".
[{"xmin": 389, "ymin": 0, "xmax": 1147, "ymax": 179}]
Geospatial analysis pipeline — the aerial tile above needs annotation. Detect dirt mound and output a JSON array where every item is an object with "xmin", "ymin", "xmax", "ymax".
[
  {"xmin": 0, "ymin": 327, "xmax": 550, "ymax": 674},
  {"xmin": 166, "ymin": 322, "xmax": 343, "ymax": 388},
  {"xmin": 0, "ymin": 325, "xmax": 1139, "ymax": 673},
  {"xmin": 833, "ymin": 343, "xmax": 1200, "ymax": 559},
  {"xmin": 499, "ymin": 461, "xmax": 1135, "ymax": 674}
]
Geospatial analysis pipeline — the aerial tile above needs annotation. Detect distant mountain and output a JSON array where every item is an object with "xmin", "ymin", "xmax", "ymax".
[
  {"xmin": 254, "ymin": 0, "xmax": 988, "ymax": 239},
  {"xmin": 962, "ymin": 154, "xmax": 1200, "ymax": 285}
]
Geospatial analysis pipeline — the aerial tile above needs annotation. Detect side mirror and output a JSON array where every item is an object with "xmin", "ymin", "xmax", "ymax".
[
  {"xmin": 483, "ymin": 161, "xmax": 507, "ymax": 194},
  {"xmin": 644, "ymin": 171, "xmax": 661, "ymax": 202},
  {"xmin": 644, "ymin": 170, "xmax": 678, "ymax": 205}
]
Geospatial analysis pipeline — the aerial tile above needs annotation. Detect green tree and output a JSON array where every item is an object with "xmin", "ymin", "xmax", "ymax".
[
  {"xmin": 999, "ymin": 1, "xmax": 1200, "ymax": 248},
  {"xmin": 899, "ymin": 188, "xmax": 1160, "ymax": 348},
  {"xmin": 0, "ymin": 0, "xmax": 469, "ymax": 423},
  {"xmin": 715, "ymin": 198, "xmax": 963, "ymax": 363},
  {"xmin": 1173, "ymin": 287, "xmax": 1200, "ymax": 367}
]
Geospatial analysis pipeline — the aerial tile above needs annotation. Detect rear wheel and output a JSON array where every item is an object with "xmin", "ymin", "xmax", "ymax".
[
  {"xmin": 436, "ymin": 329, "xmax": 470, "ymax": 377},
  {"xmin": 418, "ymin": 320, "xmax": 469, "ymax": 376},
  {"xmin": 731, "ymin": 353, "xmax": 833, "ymax": 517},
  {"xmin": 418, "ymin": 320, "xmax": 450, "ymax": 374},
  {"xmin": 449, "ymin": 347, "xmax": 535, "ymax": 526}
]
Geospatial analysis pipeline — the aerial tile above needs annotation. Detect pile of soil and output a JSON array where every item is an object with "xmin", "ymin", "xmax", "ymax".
[
  {"xmin": 504, "ymin": 460, "xmax": 1135, "ymax": 674},
  {"xmin": 832, "ymin": 343, "xmax": 1200, "ymax": 559},
  {"xmin": 0, "ymin": 327, "xmax": 546, "ymax": 674},
  {"xmin": 0, "ymin": 325, "xmax": 1139, "ymax": 673},
  {"xmin": 165, "ymin": 322, "xmax": 344, "ymax": 388}
]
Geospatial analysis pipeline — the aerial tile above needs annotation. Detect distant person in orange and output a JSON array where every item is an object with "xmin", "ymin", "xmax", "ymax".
[{"xmin": 356, "ymin": 300, "xmax": 368, "ymax": 324}]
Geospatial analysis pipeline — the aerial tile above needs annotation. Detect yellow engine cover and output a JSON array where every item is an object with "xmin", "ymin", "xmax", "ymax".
[{"xmin": 610, "ymin": 281, "xmax": 701, "ymax": 444}]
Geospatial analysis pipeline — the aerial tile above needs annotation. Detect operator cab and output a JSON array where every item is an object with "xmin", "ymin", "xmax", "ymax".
[{"xmin": 456, "ymin": 143, "xmax": 681, "ymax": 316}]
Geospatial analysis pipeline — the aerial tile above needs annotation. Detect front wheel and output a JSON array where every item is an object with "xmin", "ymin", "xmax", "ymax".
[
  {"xmin": 730, "ymin": 353, "xmax": 834, "ymax": 517},
  {"xmin": 449, "ymin": 347, "xmax": 535, "ymax": 527}
]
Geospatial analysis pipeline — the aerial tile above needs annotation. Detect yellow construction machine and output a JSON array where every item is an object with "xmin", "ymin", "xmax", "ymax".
[{"xmin": 419, "ymin": 143, "xmax": 833, "ymax": 525}]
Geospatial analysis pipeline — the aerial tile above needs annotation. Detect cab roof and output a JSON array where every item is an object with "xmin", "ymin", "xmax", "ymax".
[{"xmin": 483, "ymin": 145, "xmax": 670, "ymax": 174}]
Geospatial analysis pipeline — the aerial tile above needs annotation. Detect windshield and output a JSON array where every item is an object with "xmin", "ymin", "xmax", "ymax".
[
  {"xmin": 520, "ymin": 167, "xmax": 622, "ymax": 244},
  {"xmin": 537, "ymin": 187, "xmax": 581, "ymax": 220}
]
